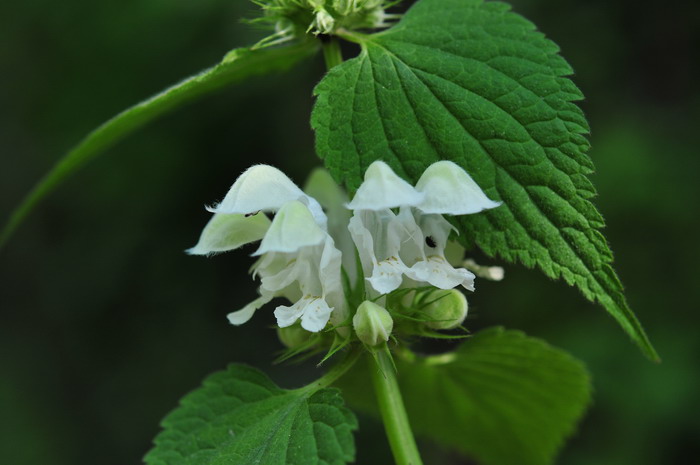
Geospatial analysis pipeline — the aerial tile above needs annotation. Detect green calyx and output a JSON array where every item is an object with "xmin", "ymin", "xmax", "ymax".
[
  {"xmin": 353, "ymin": 300, "xmax": 394, "ymax": 346},
  {"xmin": 421, "ymin": 289, "xmax": 468, "ymax": 330},
  {"xmin": 277, "ymin": 325, "xmax": 314, "ymax": 348}
]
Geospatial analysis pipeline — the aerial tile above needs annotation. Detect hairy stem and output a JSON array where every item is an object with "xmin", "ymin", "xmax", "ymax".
[
  {"xmin": 322, "ymin": 36, "xmax": 343, "ymax": 70},
  {"xmin": 370, "ymin": 348, "xmax": 424, "ymax": 465}
]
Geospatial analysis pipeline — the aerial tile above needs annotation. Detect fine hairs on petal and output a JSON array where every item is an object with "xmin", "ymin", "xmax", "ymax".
[
  {"xmin": 207, "ymin": 164, "xmax": 307, "ymax": 215},
  {"xmin": 186, "ymin": 212, "xmax": 271, "ymax": 256}
]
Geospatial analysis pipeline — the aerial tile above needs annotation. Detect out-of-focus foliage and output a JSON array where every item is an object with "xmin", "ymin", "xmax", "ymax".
[
  {"xmin": 339, "ymin": 328, "xmax": 592, "ymax": 465},
  {"xmin": 0, "ymin": 1, "xmax": 698, "ymax": 465}
]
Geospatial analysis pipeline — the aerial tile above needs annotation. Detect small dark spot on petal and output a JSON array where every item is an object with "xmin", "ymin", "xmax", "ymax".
[{"xmin": 425, "ymin": 236, "xmax": 436, "ymax": 248}]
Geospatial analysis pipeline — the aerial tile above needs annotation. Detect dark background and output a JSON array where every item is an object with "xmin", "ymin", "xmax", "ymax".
[{"xmin": 1, "ymin": 1, "xmax": 698, "ymax": 464}]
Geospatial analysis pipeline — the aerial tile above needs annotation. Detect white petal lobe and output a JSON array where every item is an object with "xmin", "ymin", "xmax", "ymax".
[
  {"xmin": 408, "ymin": 257, "xmax": 475, "ymax": 291},
  {"xmin": 227, "ymin": 295, "xmax": 272, "ymax": 325},
  {"xmin": 367, "ymin": 257, "xmax": 409, "ymax": 294},
  {"xmin": 300, "ymin": 298, "xmax": 333, "ymax": 332}
]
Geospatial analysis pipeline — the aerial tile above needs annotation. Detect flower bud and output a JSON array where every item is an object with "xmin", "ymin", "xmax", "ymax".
[
  {"xmin": 277, "ymin": 325, "xmax": 312, "ymax": 349},
  {"xmin": 314, "ymin": 9, "xmax": 335, "ymax": 34},
  {"xmin": 422, "ymin": 289, "xmax": 468, "ymax": 330},
  {"xmin": 353, "ymin": 301, "xmax": 393, "ymax": 346}
]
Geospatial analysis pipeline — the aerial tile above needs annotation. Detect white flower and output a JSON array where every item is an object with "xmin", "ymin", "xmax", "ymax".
[
  {"xmin": 347, "ymin": 160, "xmax": 500, "ymax": 295},
  {"xmin": 347, "ymin": 162, "xmax": 422, "ymax": 294},
  {"xmin": 189, "ymin": 161, "xmax": 500, "ymax": 338},
  {"xmin": 188, "ymin": 165, "xmax": 345, "ymax": 332}
]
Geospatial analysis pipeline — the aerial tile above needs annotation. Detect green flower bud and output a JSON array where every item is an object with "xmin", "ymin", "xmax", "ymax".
[
  {"xmin": 353, "ymin": 301, "xmax": 393, "ymax": 346},
  {"xmin": 422, "ymin": 289, "xmax": 468, "ymax": 330},
  {"xmin": 277, "ymin": 325, "xmax": 312, "ymax": 349}
]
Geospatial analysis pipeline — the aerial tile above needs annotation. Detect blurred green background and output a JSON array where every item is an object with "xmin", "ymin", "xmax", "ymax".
[{"xmin": 1, "ymin": 0, "xmax": 697, "ymax": 464}]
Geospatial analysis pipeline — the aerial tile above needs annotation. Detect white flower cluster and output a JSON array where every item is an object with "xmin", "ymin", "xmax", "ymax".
[{"xmin": 188, "ymin": 161, "xmax": 500, "ymax": 333}]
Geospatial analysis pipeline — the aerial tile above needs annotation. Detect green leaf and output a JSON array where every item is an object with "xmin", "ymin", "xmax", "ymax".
[
  {"xmin": 0, "ymin": 40, "xmax": 318, "ymax": 249},
  {"xmin": 311, "ymin": 0, "xmax": 658, "ymax": 360},
  {"xmin": 144, "ymin": 364, "xmax": 357, "ymax": 465},
  {"xmin": 337, "ymin": 328, "xmax": 592, "ymax": 465}
]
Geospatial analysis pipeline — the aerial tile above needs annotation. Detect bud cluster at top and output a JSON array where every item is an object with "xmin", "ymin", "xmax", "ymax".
[{"xmin": 253, "ymin": 0, "xmax": 398, "ymax": 39}]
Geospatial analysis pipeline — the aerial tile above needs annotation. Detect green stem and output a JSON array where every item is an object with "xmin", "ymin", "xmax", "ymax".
[
  {"xmin": 300, "ymin": 347, "xmax": 361, "ymax": 393},
  {"xmin": 321, "ymin": 37, "xmax": 343, "ymax": 70},
  {"xmin": 370, "ymin": 348, "xmax": 424, "ymax": 465}
]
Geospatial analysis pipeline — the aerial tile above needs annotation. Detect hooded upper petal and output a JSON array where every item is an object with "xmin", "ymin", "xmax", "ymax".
[
  {"xmin": 415, "ymin": 161, "xmax": 501, "ymax": 214},
  {"xmin": 346, "ymin": 161, "xmax": 424, "ymax": 211},
  {"xmin": 207, "ymin": 164, "xmax": 328, "ymax": 228},
  {"xmin": 209, "ymin": 164, "xmax": 306, "ymax": 214}
]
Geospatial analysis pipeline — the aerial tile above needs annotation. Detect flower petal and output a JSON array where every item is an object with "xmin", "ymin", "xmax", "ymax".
[
  {"xmin": 274, "ymin": 296, "xmax": 333, "ymax": 332},
  {"xmin": 304, "ymin": 168, "xmax": 356, "ymax": 279},
  {"xmin": 227, "ymin": 295, "xmax": 271, "ymax": 325},
  {"xmin": 346, "ymin": 161, "xmax": 423, "ymax": 210},
  {"xmin": 348, "ymin": 211, "xmax": 379, "ymax": 280},
  {"xmin": 317, "ymin": 236, "xmax": 348, "ymax": 327},
  {"xmin": 260, "ymin": 257, "xmax": 308, "ymax": 295},
  {"xmin": 368, "ymin": 257, "xmax": 410, "ymax": 294},
  {"xmin": 408, "ymin": 256, "xmax": 476, "ymax": 291},
  {"xmin": 394, "ymin": 206, "xmax": 426, "ymax": 266},
  {"xmin": 274, "ymin": 300, "xmax": 306, "ymax": 328},
  {"xmin": 253, "ymin": 201, "xmax": 326, "ymax": 256},
  {"xmin": 416, "ymin": 161, "xmax": 501, "ymax": 214},
  {"xmin": 463, "ymin": 258, "xmax": 505, "ymax": 281},
  {"xmin": 186, "ymin": 212, "xmax": 271, "ymax": 256},
  {"xmin": 208, "ymin": 164, "xmax": 306, "ymax": 214},
  {"xmin": 299, "ymin": 298, "xmax": 333, "ymax": 332},
  {"xmin": 416, "ymin": 213, "xmax": 455, "ymax": 254}
]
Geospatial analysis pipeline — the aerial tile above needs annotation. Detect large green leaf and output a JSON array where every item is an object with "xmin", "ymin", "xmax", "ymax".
[
  {"xmin": 144, "ymin": 364, "xmax": 357, "ymax": 465},
  {"xmin": 0, "ymin": 40, "xmax": 318, "ymax": 248},
  {"xmin": 337, "ymin": 328, "xmax": 592, "ymax": 465},
  {"xmin": 311, "ymin": 0, "xmax": 658, "ymax": 360}
]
